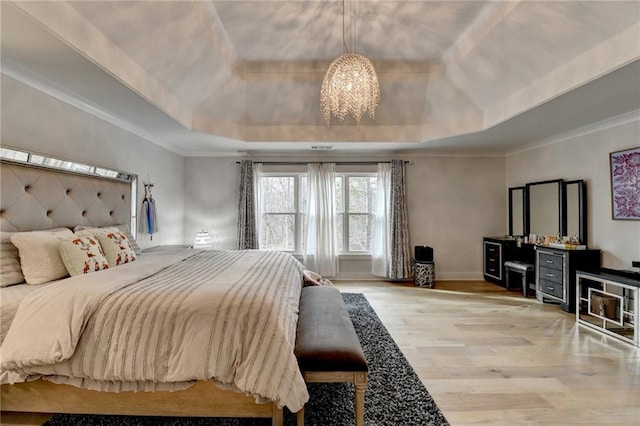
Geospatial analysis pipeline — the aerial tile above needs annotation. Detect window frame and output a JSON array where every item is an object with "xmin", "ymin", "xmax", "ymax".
[
  {"xmin": 337, "ymin": 173, "xmax": 377, "ymax": 254},
  {"xmin": 259, "ymin": 173, "xmax": 306, "ymax": 253},
  {"xmin": 258, "ymin": 171, "xmax": 377, "ymax": 255}
]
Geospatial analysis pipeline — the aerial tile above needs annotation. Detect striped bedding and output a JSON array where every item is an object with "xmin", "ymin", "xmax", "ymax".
[{"xmin": 0, "ymin": 249, "xmax": 308, "ymax": 411}]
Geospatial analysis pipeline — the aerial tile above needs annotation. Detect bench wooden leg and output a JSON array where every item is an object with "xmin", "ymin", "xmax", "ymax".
[
  {"xmin": 302, "ymin": 371, "xmax": 367, "ymax": 426},
  {"xmin": 296, "ymin": 407, "xmax": 305, "ymax": 426},
  {"xmin": 355, "ymin": 371, "xmax": 367, "ymax": 426},
  {"xmin": 272, "ymin": 404, "xmax": 283, "ymax": 426}
]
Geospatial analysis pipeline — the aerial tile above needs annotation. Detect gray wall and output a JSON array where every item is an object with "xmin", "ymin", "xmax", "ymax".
[
  {"xmin": 1, "ymin": 75, "xmax": 185, "ymax": 248},
  {"xmin": 506, "ymin": 114, "xmax": 640, "ymax": 269},
  {"xmin": 407, "ymin": 156, "xmax": 506, "ymax": 280},
  {"xmin": 183, "ymin": 157, "xmax": 240, "ymax": 249}
]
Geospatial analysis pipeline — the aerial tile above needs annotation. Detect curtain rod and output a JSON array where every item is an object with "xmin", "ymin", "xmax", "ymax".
[{"xmin": 235, "ymin": 160, "xmax": 411, "ymax": 166}]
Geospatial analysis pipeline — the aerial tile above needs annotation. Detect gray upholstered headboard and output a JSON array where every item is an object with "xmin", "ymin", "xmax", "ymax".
[{"xmin": 1, "ymin": 161, "xmax": 132, "ymax": 232}]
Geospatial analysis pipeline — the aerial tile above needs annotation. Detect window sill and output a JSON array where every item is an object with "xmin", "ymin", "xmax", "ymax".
[{"xmin": 290, "ymin": 253, "xmax": 371, "ymax": 261}]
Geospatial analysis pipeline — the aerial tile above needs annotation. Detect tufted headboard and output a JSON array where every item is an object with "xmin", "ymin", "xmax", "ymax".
[{"xmin": 1, "ymin": 161, "xmax": 132, "ymax": 232}]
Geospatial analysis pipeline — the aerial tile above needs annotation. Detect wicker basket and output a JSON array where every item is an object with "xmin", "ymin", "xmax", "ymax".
[{"xmin": 590, "ymin": 293, "xmax": 618, "ymax": 320}]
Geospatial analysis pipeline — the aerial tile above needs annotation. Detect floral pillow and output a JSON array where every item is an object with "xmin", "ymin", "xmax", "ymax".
[
  {"xmin": 58, "ymin": 236, "xmax": 110, "ymax": 276},
  {"xmin": 95, "ymin": 232, "xmax": 137, "ymax": 267},
  {"xmin": 74, "ymin": 224, "xmax": 141, "ymax": 256}
]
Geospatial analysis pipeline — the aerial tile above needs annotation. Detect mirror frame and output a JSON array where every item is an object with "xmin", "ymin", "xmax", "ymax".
[
  {"xmin": 525, "ymin": 179, "xmax": 564, "ymax": 239},
  {"xmin": 508, "ymin": 186, "xmax": 527, "ymax": 236},
  {"xmin": 564, "ymin": 179, "xmax": 587, "ymax": 245}
]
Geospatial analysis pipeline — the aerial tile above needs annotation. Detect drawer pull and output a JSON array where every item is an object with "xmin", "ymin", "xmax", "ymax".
[
  {"xmin": 489, "ymin": 268, "xmax": 495, "ymax": 272},
  {"xmin": 546, "ymin": 273, "xmax": 555, "ymax": 278},
  {"xmin": 546, "ymin": 286, "xmax": 555, "ymax": 291},
  {"xmin": 545, "ymin": 260, "xmax": 555, "ymax": 264}
]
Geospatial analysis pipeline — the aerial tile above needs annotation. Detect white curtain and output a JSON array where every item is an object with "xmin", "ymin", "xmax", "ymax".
[
  {"xmin": 371, "ymin": 163, "xmax": 391, "ymax": 277},
  {"xmin": 304, "ymin": 163, "xmax": 338, "ymax": 277},
  {"xmin": 253, "ymin": 163, "xmax": 263, "ymax": 247}
]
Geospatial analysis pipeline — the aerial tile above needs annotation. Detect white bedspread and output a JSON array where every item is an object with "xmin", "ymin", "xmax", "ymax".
[
  {"xmin": 0, "ymin": 282, "xmax": 55, "ymax": 345},
  {"xmin": 0, "ymin": 249, "xmax": 308, "ymax": 411}
]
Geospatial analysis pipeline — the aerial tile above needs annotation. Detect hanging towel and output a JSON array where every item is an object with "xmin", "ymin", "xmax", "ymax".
[{"xmin": 142, "ymin": 197, "xmax": 157, "ymax": 239}]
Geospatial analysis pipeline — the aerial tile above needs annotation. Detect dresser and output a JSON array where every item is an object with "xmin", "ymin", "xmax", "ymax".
[
  {"xmin": 483, "ymin": 237, "xmax": 534, "ymax": 286},
  {"xmin": 576, "ymin": 269, "xmax": 640, "ymax": 347},
  {"xmin": 536, "ymin": 247, "xmax": 600, "ymax": 313}
]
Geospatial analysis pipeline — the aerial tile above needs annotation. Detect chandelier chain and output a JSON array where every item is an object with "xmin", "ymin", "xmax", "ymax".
[{"xmin": 342, "ymin": 0, "xmax": 349, "ymax": 54}]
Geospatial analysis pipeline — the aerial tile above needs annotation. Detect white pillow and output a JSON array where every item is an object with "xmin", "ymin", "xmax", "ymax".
[
  {"xmin": 0, "ymin": 232, "xmax": 25, "ymax": 287},
  {"xmin": 95, "ymin": 231, "xmax": 137, "ymax": 267},
  {"xmin": 58, "ymin": 235, "xmax": 110, "ymax": 276},
  {"xmin": 10, "ymin": 228, "xmax": 74, "ymax": 284}
]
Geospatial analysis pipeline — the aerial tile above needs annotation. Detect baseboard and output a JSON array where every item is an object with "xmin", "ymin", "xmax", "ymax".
[
  {"xmin": 333, "ymin": 271, "xmax": 484, "ymax": 281},
  {"xmin": 436, "ymin": 272, "xmax": 484, "ymax": 281}
]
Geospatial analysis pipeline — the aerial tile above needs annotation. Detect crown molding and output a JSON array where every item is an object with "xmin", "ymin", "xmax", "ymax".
[
  {"xmin": 1, "ymin": 58, "xmax": 187, "ymax": 156},
  {"xmin": 506, "ymin": 109, "xmax": 640, "ymax": 157}
]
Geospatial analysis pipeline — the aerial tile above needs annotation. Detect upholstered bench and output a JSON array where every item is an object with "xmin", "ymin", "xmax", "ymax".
[
  {"xmin": 504, "ymin": 261, "xmax": 535, "ymax": 297},
  {"xmin": 295, "ymin": 286, "xmax": 368, "ymax": 426}
]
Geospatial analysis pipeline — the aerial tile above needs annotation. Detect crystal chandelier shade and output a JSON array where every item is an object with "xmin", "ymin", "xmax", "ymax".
[{"xmin": 321, "ymin": 53, "xmax": 380, "ymax": 125}]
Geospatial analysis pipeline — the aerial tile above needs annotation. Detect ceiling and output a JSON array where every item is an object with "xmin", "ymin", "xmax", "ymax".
[{"xmin": 1, "ymin": 1, "xmax": 639, "ymax": 156}]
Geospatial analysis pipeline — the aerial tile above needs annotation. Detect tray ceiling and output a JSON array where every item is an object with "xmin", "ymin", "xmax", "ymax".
[{"xmin": 1, "ymin": 0, "xmax": 639, "ymax": 155}]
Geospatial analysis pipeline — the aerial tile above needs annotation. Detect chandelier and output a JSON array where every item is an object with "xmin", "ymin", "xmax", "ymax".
[{"xmin": 321, "ymin": 0, "xmax": 380, "ymax": 126}]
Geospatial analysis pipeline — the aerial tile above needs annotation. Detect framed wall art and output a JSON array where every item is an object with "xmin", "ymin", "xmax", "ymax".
[{"xmin": 610, "ymin": 146, "xmax": 640, "ymax": 220}]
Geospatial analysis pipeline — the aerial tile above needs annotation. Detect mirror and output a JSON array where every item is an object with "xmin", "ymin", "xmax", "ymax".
[
  {"xmin": 526, "ymin": 179, "xmax": 563, "ymax": 238},
  {"xmin": 508, "ymin": 186, "xmax": 526, "ymax": 236},
  {"xmin": 564, "ymin": 180, "xmax": 587, "ymax": 244}
]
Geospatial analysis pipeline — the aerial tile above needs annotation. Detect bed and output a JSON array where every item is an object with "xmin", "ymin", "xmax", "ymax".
[{"xmin": 0, "ymin": 159, "xmax": 307, "ymax": 425}]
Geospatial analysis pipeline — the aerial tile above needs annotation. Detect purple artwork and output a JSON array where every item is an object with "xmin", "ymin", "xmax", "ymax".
[{"xmin": 610, "ymin": 147, "xmax": 640, "ymax": 220}]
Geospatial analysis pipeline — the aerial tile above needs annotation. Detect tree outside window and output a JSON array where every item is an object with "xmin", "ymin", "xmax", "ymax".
[{"xmin": 259, "ymin": 173, "xmax": 376, "ymax": 254}]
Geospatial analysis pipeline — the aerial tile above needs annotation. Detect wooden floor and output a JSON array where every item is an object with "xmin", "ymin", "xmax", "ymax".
[{"xmin": 334, "ymin": 280, "xmax": 640, "ymax": 425}]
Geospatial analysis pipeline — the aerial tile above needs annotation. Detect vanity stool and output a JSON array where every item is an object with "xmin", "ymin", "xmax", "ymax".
[{"xmin": 504, "ymin": 261, "xmax": 534, "ymax": 297}]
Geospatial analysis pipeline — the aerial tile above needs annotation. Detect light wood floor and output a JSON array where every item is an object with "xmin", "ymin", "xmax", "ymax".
[{"xmin": 334, "ymin": 280, "xmax": 640, "ymax": 426}]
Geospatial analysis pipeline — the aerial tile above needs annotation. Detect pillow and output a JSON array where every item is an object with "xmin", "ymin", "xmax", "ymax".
[
  {"xmin": 58, "ymin": 235, "xmax": 110, "ymax": 276},
  {"xmin": 0, "ymin": 232, "xmax": 25, "ymax": 287},
  {"xmin": 114, "ymin": 224, "xmax": 142, "ymax": 256},
  {"xmin": 302, "ymin": 270, "xmax": 335, "ymax": 287},
  {"xmin": 95, "ymin": 231, "xmax": 137, "ymax": 267},
  {"xmin": 74, "ymin": 224, "xmax": 142, "ymax": 256},
  {"xmin": 10, "ymin": 228, "xmax": 74, "ymax": 284}
]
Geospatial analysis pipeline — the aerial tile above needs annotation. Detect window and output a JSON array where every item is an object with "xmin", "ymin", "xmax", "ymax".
[
  {"xmin": 337, "ymin": 175, "xmax": 377, "ymax": 253},
  {"xmin": 259, "ymin": 173, "xmax": 377, "ymax": 254},
  {"xmin": 260, "ymin": 175, "xmax": 305, "ymax": 251}
]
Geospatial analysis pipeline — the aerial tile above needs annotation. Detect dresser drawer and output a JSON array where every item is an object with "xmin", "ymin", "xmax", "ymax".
[
  {"xmin": 539, "ymin": 279, "xmax": 564, "ymax": 299},
  {"xmin": 485, "ymin": 244, "xmax": 500, "ymax": 256},
  {"xmin": 539, "ymin": 253, "xmax": 563, "ymax": 271},
  {"xmin": 485, "ymin": 261, "xmax": 500, "ymax": 277},
  {"xmin": 539, "ymin": 266, "xmax": 563, "ymax": 284},
  {"xmin": 486, "ymin": 255, "xmax": 500, "ymax": 268},
  {"xmin": 483, "ymin": 241, "xmax": 503, "ymax": 280}
]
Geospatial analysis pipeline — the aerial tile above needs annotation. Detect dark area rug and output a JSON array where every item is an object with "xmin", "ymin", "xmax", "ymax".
[{"xmin": 45, "ymin": 293, "xmax": 448, "ymax": 426}]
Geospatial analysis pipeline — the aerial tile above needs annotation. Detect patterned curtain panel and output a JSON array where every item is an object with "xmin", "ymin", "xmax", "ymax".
[
  {"xmin": 388, "ymin": 159, "xmax": 413, "ymax": 279},
  {"xmin": 236, "ymin": 160, "xmax": 259, "ymax": 250}
]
